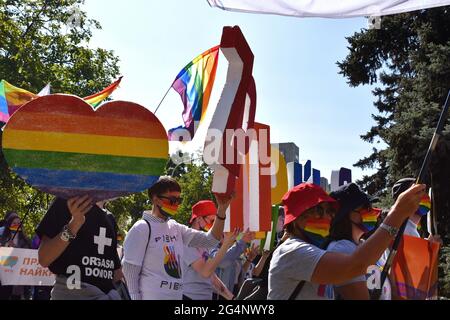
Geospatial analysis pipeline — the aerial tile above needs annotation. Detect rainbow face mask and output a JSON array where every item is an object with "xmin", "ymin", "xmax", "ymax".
[
  {"xmin": 9, "ymin": 224, "xmax": 21, "ymax": 232},
  {"xmin": 302, "ymin": 217, "xmax": 332, "ymax": 247},
  {"xmin": 416, "ymin": 195, "xmax": 431, "ymax": 217},
  {"xmin": 357, "ymin": 208, "xmax": 382, "ymax": 234},
  {"xmin": 159, "ymin": 199, "xmax": 180, "ymax": 218},
  {"xmin": 201, "ymin": 223, "xmax": 214, "ymax": 232}
]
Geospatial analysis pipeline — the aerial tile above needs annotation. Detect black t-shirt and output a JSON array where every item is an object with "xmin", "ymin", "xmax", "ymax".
[{"xmin": 36, "ymin": 198, "xmax": 121, "ymax": 294}]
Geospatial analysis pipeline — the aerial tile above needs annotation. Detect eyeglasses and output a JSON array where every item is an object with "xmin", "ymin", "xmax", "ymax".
[
  {"xmin": 304, "ymin": 205, "xmax": 336, "ymax": 218},
  {"xmin": 158, "ymin": 195, "xmax": 183, "ymax": 205}
]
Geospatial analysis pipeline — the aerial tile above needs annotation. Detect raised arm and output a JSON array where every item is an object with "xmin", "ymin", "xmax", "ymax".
[
  {"xmin": 311, "ymin": 184, "xmax": 426, "ymax": 285},
  {"xmin": 210, "ymin": 193, "xmax": 234, "ymax": 241},
  {"xmin": 253, "ymin": 250, "xmax": 271, "ymax": 278},
  {"xmin": 191, "ymin": 229, "xmax": 240, "ymax": 278},
  {"xmin": 38, "ymin": 196, "xmax": 93, "ymax": 268}
]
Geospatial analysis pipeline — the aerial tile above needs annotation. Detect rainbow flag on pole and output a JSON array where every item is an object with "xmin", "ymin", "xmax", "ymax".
[
  {"xmin": 1, "ymin": 78, "xmax": 123, "ymax": 125},
  {"xmin": 84, "ymin": 76, "xmax": 123, "ymax": 109},
  {"xmin": 0, "ymin": 80, "xmax": 37, "ymax": 124},
  {"xmin": 168, "ymin": 46, "xmax": 220, "ymax": 141}
]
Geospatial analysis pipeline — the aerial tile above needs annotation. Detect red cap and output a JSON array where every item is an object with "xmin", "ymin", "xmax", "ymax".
[
  {"xmin": 190, "ymin": 200, "xmax": 217, "ymax": 224},
  {"xmin": 282, "ymin": 183, "xmax": 338, "ymax": 227}
]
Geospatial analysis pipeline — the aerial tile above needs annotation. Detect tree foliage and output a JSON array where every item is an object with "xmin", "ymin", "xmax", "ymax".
[
  {"xmin": 337, "ymin": 6, "xmax": 450, "ymax": 237},
  {"xmin": 0, "ymin": 0, "xmax": 120, "ymax": 236},
  {"xmin": 338, "ymin": 6, "xmax": 450, "ymax": 298},
  {"xmin": 102, "ymin": 153, "xmax": 214, "ymax": 243}
]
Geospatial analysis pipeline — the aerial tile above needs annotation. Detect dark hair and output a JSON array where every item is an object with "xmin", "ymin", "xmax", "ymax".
[
  {"xmin": 0, "ymin": 211, "xmax": 17, "ymax": 227},
  {"xmin": 148, "ymin": 176, "xmax": 181, "ymax": 201},
  {"xmin": 323, "ymin": 214, "xmax": 354, "ymax": 249},
  {"xmin": 285, "ymin": 220, "xmax": 297, "ymax": 236},
  {"xmin": 0, "ymin": 214, "xmax": 31, "ymax": 249}
]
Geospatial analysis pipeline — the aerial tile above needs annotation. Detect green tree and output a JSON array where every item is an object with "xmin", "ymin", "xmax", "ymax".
[
  {"xmin": 176, "ymin": 160, "xmax": 214, "ymax": 225},
  {"xmin": 104, "ymin": 153, "xmax": 214, "ymax": 233},
  {"xmin": 337, "ymin": 6, "xmax": 450, "ymax": 233},
  {"xmin": 0, "ymin": 0, "xmax": 120, "ymax": 236},
  {"xmin": 337, "ymin": 6, "xmax": 450, "ymax": 298}
]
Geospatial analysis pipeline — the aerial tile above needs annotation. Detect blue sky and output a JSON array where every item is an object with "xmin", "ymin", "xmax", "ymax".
[{"xmin": 83, "ymin": 0, "xmax": 381, "ymax": 182}]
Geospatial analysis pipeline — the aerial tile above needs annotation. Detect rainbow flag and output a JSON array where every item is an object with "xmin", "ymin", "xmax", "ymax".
[
  {"xmin": 0, "ymin": 80, "xmax": 37, "ymax": 124},
  {"xmin": 1, "ymin": 78, "xmax": 123, "ymax": 125},
  {"xmin": 417, "ymin": 195, "xmax": 432, "ymax": 216},
  {"xmin": 168, "ymin": 46, "xmax": 220, "ymax": 141},
  {"xmin": 360, "ymin": 207, "xmax": 382, "ymax": 232},
  {"xmin": 84, "ymin": 77, "xmax": 123, "ymax": 109}
]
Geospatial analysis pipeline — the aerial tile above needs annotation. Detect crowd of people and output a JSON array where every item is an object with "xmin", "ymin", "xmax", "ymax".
[{"xmin": 0, "ymin": 175, "xmax": 441, "ymax": 300}]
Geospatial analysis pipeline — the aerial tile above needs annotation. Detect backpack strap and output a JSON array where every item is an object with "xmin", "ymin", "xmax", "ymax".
[
  {"xmin": 142, "ymin": 219, "xmax": 152, "ymax": 259},
  {"xmin": 288, "ymin": 280, "xmax": 306, "ymax": 300}
]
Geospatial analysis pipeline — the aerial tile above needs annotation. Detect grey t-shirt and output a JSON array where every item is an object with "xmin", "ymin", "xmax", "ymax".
[
  {"xmin": 329, "ymin": 239, "xmax": 392, "ymax": 300},
  {"xmin": 182, "ymin": 246, "xmax": 213, "ymax": 300},
  {"xmin": 327, "ymin": 240, "xmax": 367, "ymax": 298},
  {"xmin": 268, "ymin": 238, "xmax": 334, "ymax": 300}
]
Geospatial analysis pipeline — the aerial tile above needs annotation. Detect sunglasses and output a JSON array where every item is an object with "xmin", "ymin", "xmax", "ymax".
[
  {"xmin": 314, "ymin": 205, "xmax": 337, "ymax": 217},
  {"xmin": 158, "ymin": 195, "xmax": 183, "ymax": 205}
]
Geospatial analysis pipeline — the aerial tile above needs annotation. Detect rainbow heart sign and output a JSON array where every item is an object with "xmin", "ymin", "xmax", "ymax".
[{"xmin": 2, "ymin": 94, "xmax": 169, "ymax": 201}]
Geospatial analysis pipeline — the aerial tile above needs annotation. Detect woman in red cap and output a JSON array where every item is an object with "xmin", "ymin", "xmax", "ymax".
[
  {"xmin": 267, "ymin": 182, "xmax": 426, "ymax": 300},
  {"xmin": 182, "ymin": 200, "xmax": 238, "ymax": 300}
]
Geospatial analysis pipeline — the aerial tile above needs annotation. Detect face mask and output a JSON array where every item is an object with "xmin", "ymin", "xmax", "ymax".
[
  {"xmin": 9, "ymin": 224, "xmax": 21, "ymax": 232},
  {"xmin": 302, "ymin": 217, "xmax": 331, "ymax": 247},
  {"xmin": 416, "ymin": 195, "xmax": 431, "ymax": 217},
  {"xmin": 356, "ymin": 208, "xmax": 381, "ymax": 234},
  {"xmin": 201, "ymin": 223, "xmax": 213, "ymax": 232},
  {"xmin": 158, "ymin": 199, "xmax": 180, "ymax": 218}
]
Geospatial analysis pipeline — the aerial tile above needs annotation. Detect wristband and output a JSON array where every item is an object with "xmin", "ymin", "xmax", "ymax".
[{"xmin": 380, "ymin": 223, "xmax": 398, "ymax": 237}]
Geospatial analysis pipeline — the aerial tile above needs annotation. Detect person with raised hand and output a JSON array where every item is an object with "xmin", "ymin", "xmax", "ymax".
[
  {"xmin": 122, "ymin": 177, "xmax": 234, "ymax": 300},
  {"xmin": 37, "ymin": 195, "xmax": 123, "ymax": 300},
  {"xmin": 182, "ymin": 201, "xmax": 240, "ymax": 300},
  {"xmin": 268, "ymin": 183, "xmax": 426, "ymax": 300}
]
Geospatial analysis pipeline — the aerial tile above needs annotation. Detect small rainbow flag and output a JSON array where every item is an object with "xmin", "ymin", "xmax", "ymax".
[
  {"xmin": 361, "ymin": 207, "xmax": 381, "ymax": 232},
  {"xmin": 83, "ymin": 77, "xmax": 123, "ymax": 109},
  {"xmin": 0, "ymin": 80, "xmax": 37, "ymax": 124},
  {"xmin": 168, "ymin": 46, "xmax": 220, "ymax": 141},
  {"xmin": 417, "ymin": 195, "xmax": 431, "ymax": 216},
  {"xmin": 1, "ymin": 78, "xmax": 123, "ymax": 125}
]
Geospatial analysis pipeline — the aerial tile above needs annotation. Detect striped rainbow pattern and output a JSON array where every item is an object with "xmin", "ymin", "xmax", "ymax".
[
  {"xmin": 9, "ymin": 225, "xmax": 20, "ymax": 232},
  {"xmin": 160, "ymin": 202, "xmax": 179, "ymax": 216},
  {"xmin": 2, "ymin": 94, "xmax": 168, "ymax": 201},
  {"xmin": 417, "ymin": 195, "xmax": 431, "ymax": 216},
  {"xmin": 361, "ymin": 207, "xmax": 382, "ymax": 231},
  {"xmin": 168, "ymin": 46, "xmax": 220, "ymax": 140},
  {"xmin": 84, "ymin": 77, "xmax": 123, "ymax": 109},
  {"xmin": 0, "ymin": 80, "xmax": 37, "ymax": 124},
  {"xmin": 304, "ymin": 218, "xmax": 331, "ymax": 238},
  {"xmin": 1, "ymin": 78, "xmax": 122, "ymax": 125}
]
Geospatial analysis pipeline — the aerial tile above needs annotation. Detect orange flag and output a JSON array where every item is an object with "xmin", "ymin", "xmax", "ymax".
[{"xmin": 391, "ymin": 235, "xmax": 440, "ymax": 300}]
